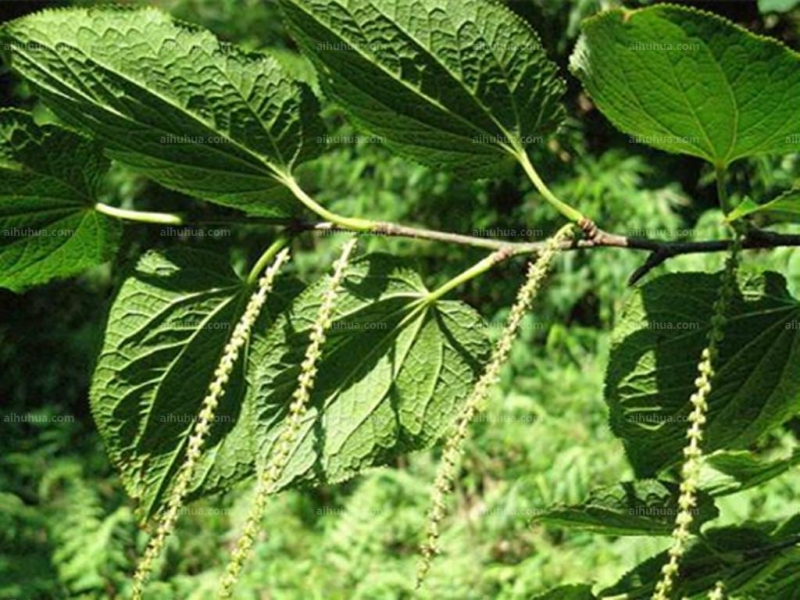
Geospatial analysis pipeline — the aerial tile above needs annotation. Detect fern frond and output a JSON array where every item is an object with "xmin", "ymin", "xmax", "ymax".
[{"xmin": 41, "ymin": 462, "xmax": 135, "ymax": 596}]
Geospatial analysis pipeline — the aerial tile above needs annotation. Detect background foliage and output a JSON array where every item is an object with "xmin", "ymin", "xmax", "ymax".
[{"xmin": 1, "ymin": 0, "xmax": 799, "ymax": 598}]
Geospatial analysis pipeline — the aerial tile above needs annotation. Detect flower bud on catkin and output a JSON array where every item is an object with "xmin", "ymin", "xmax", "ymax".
[
  {"xmin": 218, "ymin": 238, "xmax": 358, "ymax": 599},
  {"xmin": 708, "ymin": 581, "xmax": 725, "ymax": 600},
  {"xmin": 130, "ymin": 248, "xmax": 291, "ymax": 600},
  {"xmin": 652, "ymin": 239, "xmax": 740, "ymax": 600},
  {"xmin": 415, "ymin": 225, "xmax": 574, "ymax": 588}
]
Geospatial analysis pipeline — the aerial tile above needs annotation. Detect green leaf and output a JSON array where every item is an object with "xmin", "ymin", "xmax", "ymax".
[
  {"xmin": 571, "ymin": 5, "xmax": 800, "ymax": 166},
  {"xmin": 90, "ymin": 249, "xmax": 303, "ymax": 520},
  {"xmin": 602, "ymin": 519, "xmax": 800, "ymax": 599},
  {"xmin": 698, "ymin": 449, "xmax": 800, "ymax": 497},
  {"xmin": 606, "ymin": 271, "xmax": 800, "ymax": 477},
  {"xmin": 279, "ymin": 0, "xmax": 565, "ymax": 177},
  {"xmin": 1, "ymin": 7, "xmax": 325, "ymax": 218},
  {"xmin": 248, "ymin": 253, "xmax": 491, "ymax": 491},
  {"xmin": 534, "ymin": 480, "xmax": 718, "ymax": 536},
  {"xmin": 727, "ymin": 189, "xmax": 800, "ymax": 224},
  {"xmin": 0, "ymin": 109, "xmax": 120, "ymax": 292},
  {"xmin": 532, "ymin": 584, "xmax": 596, "ymax": 600},
  {"xmin": 91, "ymin": 252, "xmax": 489, "ymax": 519},
  {"xmin": 759, "ymin": 0, "xmax": 800, "ymax": 14}
]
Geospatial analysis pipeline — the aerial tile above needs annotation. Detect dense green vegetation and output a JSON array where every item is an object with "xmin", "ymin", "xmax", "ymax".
[{"xmin": 1, "ymin": 1, "xmax": 799, "ymax": 598}]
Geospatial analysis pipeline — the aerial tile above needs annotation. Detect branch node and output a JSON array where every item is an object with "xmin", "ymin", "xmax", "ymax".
[
  {"xmin": 629, "ymin": 250, "xmax": 673, "ymax": 286},
  {"xmin": 371, "ymin": 221, "xmax": 394, "ymax": 236},
  {"xmin": 578, "ymin": 217, "xmax": 600, "ymax": 242},
  {"xmin": 493, "ymin": 244, "xmax": 516, "ymax": 264}
]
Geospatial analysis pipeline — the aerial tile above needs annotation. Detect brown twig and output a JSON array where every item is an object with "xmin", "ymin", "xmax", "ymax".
[{"xmin": 291, "ymin": 220, "xmax": 800, "ymax": 284}]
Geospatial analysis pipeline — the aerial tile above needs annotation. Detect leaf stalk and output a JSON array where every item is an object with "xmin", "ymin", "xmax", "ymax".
[
  {"xmin": 279, "ymin": 173, "xmax": 376, "ymax": 232},
  {"xmin": 515, "ymin": 150, "xmax": 585, "ymax": 223},
  {"xmin": 94, "ymin": 202, "xmax": 184, "ymax": 225}
]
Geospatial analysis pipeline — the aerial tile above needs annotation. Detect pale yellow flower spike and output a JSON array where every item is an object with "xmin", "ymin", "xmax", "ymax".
[
  {"xmin": 652, "ymin": 239, "xmax": 741, "ymax": 600},
  {"xmin": 415, "ymin": 225, "xmax": 574, "ymax": 588},
  {"xmin": 708, "ymin": 581, "xmax": 726, "ymax": 600},
  {"xmin": 218, "ymin": 237, "xmax": 359, "ymax": 599},
  {"xmin": 131, "ymin": 247, "xmax": 292, "ymax": 600}
]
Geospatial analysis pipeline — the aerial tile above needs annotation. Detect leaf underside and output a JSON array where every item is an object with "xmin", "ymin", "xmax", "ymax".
[
  {"xmin": 532, "ymin": 584, "xmax": 597, "ymax": 600},
  {"xmin": 728, "ymin": 189, "xmax": 800, "ymax": 224},
  {"xmin": 89, "ymin": 249, "xmax": 304, "ymax": 520},
  {"xmin": 91, "ymin": 251, "xmax": 490, "ymax": 519},
  {"xmin": 248, "ymin": 253, "xmax": 491, "ymax": 491},
  {"xmin": 603, "ymin": 518, "xmax": 800, "ymax": 599},
  {"xmin": 606, "ymin": 271, "xmax": 800, "ymax": 477},
  {"xmin": 280, "ymin": 0, "xmax": 565, "ymax": 177},
  {"xmin": 698, "ymin": 449, "xmax": 800, "ymax": 497},
  {"xmin": 1, "ymin": 7, "xmax": 326, "ymax": 217},
  {"xmin": 535, "ymin": 479, "xmax": 718, "ymax": 536},
  {"xmin": 0, "ymin": 109, "xmax": 120, "ymax": 292}
]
